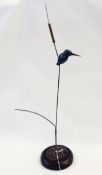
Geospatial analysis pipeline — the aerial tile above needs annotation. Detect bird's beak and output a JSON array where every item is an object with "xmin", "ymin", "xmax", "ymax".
[{"xmin": 72, "ymin": 53, "xmax": 81, "ymax": 57}]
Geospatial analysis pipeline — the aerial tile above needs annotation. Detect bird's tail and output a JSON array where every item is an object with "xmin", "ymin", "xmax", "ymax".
[{"xmin": 56, "ymin": 62, "xmax": 60, "ymax": 65}]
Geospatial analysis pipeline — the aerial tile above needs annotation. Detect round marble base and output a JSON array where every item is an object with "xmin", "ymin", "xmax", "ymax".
[{"xmin": 41, "ymin": 145, "xmax": 73, "ymax": 171}]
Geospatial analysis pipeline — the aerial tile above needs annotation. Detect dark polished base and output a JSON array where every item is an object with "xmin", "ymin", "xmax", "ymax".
[{"xmin": 41, "ymin": 145, "xmax": 73, "ymax": 171}]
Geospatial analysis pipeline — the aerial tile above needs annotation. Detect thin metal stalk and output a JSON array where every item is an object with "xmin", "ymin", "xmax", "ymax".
[
  {"xmin": 15, "ymin": 109, "xmax": 55, "ymax": 127},
  {"xmin": 45, "ymin": 3, "xmax": 60, "ymax": 145},
  {"xmin": 55, "ymin": 65, "xmax": 60, "ymax": 145}
]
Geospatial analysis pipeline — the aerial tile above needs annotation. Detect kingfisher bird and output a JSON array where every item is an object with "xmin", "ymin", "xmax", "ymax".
[{"xmin": 56, "ymin": 49, "xmax": 80, "ymax": 65}]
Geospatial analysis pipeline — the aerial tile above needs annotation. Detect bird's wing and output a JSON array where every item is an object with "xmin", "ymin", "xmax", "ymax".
[{"xmin": 58, "ymin": 53, "xmax": 66, "ymax": 60}]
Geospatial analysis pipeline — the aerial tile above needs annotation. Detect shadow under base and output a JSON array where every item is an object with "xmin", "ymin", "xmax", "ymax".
[{"xmin": 41, "ymin": 145, "xmax": 73, "ymax": 171}]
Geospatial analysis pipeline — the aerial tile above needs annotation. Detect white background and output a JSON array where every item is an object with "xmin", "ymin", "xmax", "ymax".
[{"xmin": 0, "ymin": 0, "xmax": 102, "ymax": 174}]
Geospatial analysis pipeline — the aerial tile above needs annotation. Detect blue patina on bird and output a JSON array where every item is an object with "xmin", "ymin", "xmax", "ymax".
[{"xmin": 57, "ymin": 49, "xmax": 80, "ymax": 65}]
